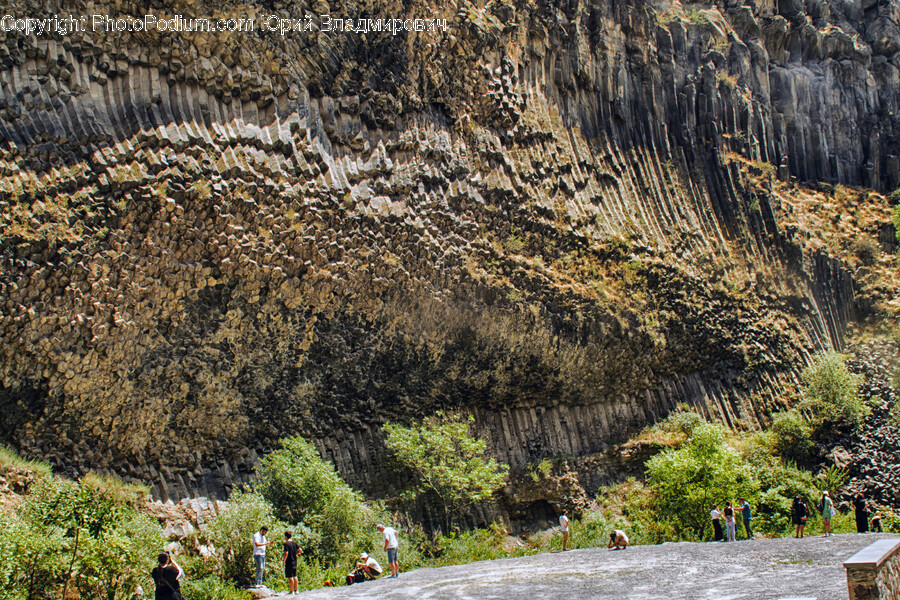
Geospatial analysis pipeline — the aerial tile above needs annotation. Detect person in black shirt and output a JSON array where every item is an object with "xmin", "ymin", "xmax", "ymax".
[
  {"xmin": 792, "ymin": 496, "xmax": 808, "ymax": 538},
  {"xmin": 282, "ymin": 530, "xmax": 303, "ymax": 594},
  {"xmin": 853, "ymin": 494, "xmax": 869, "ymax": 533},
  {"xmin": 723, "ymin": 502, "xmax": 736, "ymax": 542},
  {"xmin": 151, "ymin": 552, "xmax": 183, "ymax": 600}
]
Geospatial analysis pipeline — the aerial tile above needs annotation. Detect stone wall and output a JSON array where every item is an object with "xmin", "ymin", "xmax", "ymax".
[
  {"xmin": 0, "ymin": 0, "xmax": 898, "ymax": 501},
  {"xmin": 845, "ymin": 538, "xmax": 900, "ymax": 600}
]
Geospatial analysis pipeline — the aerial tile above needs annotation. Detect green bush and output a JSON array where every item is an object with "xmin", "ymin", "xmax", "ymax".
[
  {"xmin": 769, "ymin": 410, "xmax": 816, "ymax": 464},
  {"xmin": 814, "ymin": 465, "xmax": 849, "ymax": 496},
  {"xmin": 0, "ymin": 512, "xmax": 68, "ymax": 600},
  {"xmin": 0, "ymin": 514, "xmax": 12, "ymax": 600},
  {"xmin": 646, "ymin": 423, "xmax": 757, "ymax": 540},
  {"xmin": 428, "ymin": 529, "xmax": 509, "ymax": 566},
  {"xmin": 205, "ymin": 491, "xmax": 289, "ymax": 586},
  {"xmin": 568, "ymin": 510, "xmax": 630, "ymax": 550},
  {"xmin": 748, "ymin": 458, "xmax": 818, "ymax": 536},
  {"xmin": 801, "ymin": 509, "xmax": 857, "ymax": 536},
  {"xmin": 0, "ymin": 471, "xmax": 161, "ymax": 600},
  {"xmin": 659, "ymin": 407, "xmax": 705, "ymax": 437},
  {"xmin": 294, "ymin": 559, "xmax": 349, "ymax": 591},
  {"xmin": 256, "ymin": 436, "xmax": 374, "ymax": 562},
  {"xmin": 801, "ymin": 352, "xmax": 868, "ymax": 430},
  {"xmin": 72, "ymin": 513, "xmax": 160, "ymax": 600},
  {"xmin": 181, "ymin": 576, "xmax": 252, "ymax": 600},
  {"xmin": 177, "ymin": 553, "xmax": 220, "ymax": 582},
  {"xmin": 0, "ymin": 445, "xmax": 52, "ymax": 480}
]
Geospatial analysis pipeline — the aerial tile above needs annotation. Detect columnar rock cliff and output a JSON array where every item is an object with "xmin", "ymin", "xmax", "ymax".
[{"xmin": 0, "ymin": 0, "xmax": 897, "ymax": 503}]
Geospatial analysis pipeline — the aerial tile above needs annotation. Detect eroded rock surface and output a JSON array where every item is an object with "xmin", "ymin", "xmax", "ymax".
[{"xmin": 0, "ymin": 0, "xmax": 897, "ymax": 507}]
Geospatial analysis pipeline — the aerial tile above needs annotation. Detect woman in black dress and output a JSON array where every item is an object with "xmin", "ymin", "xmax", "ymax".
[
  {"xmin": 792, "ymin": 495, "xmax": 808, "ymax": 538},
  {"xmin": 151, "ymin": 552, "xmax": 184, "ymax": 600},
  {"xmin": 853, "ymin": 494, "xmax": 869, "ymax": 533}
]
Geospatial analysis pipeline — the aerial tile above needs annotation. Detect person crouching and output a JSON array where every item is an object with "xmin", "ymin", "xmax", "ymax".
[
  {"xmin": 608, "ymin": 530, "xmax": 628, "ymax": 550},
  {"xmin": 346, "ymin": 552, "xmax": 383, "ymax": 585}
]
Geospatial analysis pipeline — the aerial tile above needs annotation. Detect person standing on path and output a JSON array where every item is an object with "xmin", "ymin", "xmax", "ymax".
[
  {"xmin": 378, "ymin": 524, "xmax": 400, "ymax": 578},
  {"xmin": 853, "ymin": 494, "xmax": 869, "ymax": 533},
  {"xmin": 282, "ymin": 530, "xmax": 302, "ymax": 594},
  {"xmin": 559, "ymin": 510, "xmax": 570, "ymax": 551},
  {"xmin": 724, "ymin": 502, "xmax": 736, "ymax": 542},
  {"xmin": 819, "ymin": 491, "xmax": 834, "ymax": 536},
  {"xmin": 151, "ymin": 552, "xmax": 184, "ymax": 600},
  {"xmin": 711, "ymin": 505, "xmax": 723, "ymax": 542},
  {"xmin": 252, "ymin": 526, "xmax": 274, "ymax": 587},
  {"xmin": 739, "ymin": 498, "xmax": 754, "ymax": 540},
  {"xmin": 792, "ymin": 496, "xmax": 808, "ymax": 538}
]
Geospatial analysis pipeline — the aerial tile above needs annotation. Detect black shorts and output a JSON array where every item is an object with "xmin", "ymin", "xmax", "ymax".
[{"xmin": 285, "ymin": 563, "xmax": 297, "ymax": 578}]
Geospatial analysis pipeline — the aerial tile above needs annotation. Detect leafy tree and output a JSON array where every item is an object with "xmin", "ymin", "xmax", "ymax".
[
  {"xmin": 205, "ymin": 491, "xmax": 290, "ymax": 586},
  {"xmin": 801, "ymin": 352, "xmax": 868, "ymax": 429},
  {"xmin": 256, "ymin": 436, "xmax": 372, "ymax": 561},
  {"xmin": 383, "ymin": 412, "xmax": 509, "ymax": 534},
  {"xmin": 1, "ymin": 472, "xmax": 160, "ymax": 600},
  {"xmin": 645, "ymin": 422, "xmax": 757, "ymax": 540}
]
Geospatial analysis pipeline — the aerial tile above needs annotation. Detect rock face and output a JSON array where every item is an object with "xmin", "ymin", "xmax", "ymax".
[
  {"xmin": 842, "ymin": 339, "xmax": 900, "ymax": 510},
  {"xmin": 0, "ymin": 0, "xmax": 897, "ymax": 507}
]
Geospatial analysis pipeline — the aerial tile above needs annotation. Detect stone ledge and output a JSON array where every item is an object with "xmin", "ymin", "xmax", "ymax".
[
  {"xmin": 844, "ymin": 539, "xmax": 900, "ymax": 569},
  {"xmin": 844, "ymin": 538, "xmax": 900, "ymax": 600}
]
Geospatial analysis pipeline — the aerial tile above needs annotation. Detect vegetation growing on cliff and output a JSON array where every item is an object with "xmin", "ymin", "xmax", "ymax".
[
  {"xmin": 800, "ymin": 352, "xmax": 868, "ymax": 429},
  {"xmin": 892, "ymin": 203, "xmax": 900, "ymax": 242},
  {"xmin": 256, "ymin": 436, "xmax": 374, "ymax": 562},
  {"xmin": 383, "ymin": 412, "xmax": 509, "ymax": 534}
]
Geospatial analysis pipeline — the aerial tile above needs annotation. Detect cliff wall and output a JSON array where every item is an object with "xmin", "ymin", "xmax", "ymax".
[{"xmin": 0, "ymin": 0, "xmax": 897, "ymax": 503}]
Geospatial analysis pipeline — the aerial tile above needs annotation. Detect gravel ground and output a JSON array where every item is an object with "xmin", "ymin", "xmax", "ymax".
[{"xmin": 281, "ymin": 533, "xmax": 898, "ymax": 600}]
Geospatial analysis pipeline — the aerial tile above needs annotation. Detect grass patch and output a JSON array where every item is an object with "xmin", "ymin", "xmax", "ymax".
[
  {"xmin": 717, "ymin": 71, "xmax": 737, "ymax": 89},
  {"xmin": 686, "ymin": 8, "xmax": 711, "ymax": 26},
  {"xmin": 0, "ymin": 445, "xmax": 52, "ymax": 480},
  {"xmin": 80, "ymin": 471, "xmax": 149, "ymax": 508}
]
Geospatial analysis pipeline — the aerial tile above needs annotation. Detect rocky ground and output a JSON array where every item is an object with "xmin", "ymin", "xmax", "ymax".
[
  {"xmin": 835, "ymin": 339, "xmax": 900, "ymax": 510},
  {"xmin": 281, "ymin": 533, "xmax": 898, "ymax": 600}
]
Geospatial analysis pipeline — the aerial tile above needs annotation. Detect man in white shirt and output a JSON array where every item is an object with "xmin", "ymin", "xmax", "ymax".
[
  {"xmin": 559, "ymin": 510, "xmax": 570, "ymax": 551},
  {"xmin": 252, "ymin": 526, "xmax": 273, "ymax": 587},
  {"xmin": 377, "ymin": 524, "xmax": 400, "ymax": 578},
  {"xmin": 345, "ymin": 552, "xmax": 383, "ymax": 585}
]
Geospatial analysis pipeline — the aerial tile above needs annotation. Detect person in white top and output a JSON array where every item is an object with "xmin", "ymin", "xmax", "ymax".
[
  {"xmin": 710, "ymin": 505, "xmax": 723, "ymax": 541},
  {"xmin": 377, "ymin": 524, "xmax": 400, "ymax": 578},
  {"xmin": 252, "ymin": 526, "xmax": 274, "ymax": 587},
  {"xmin": 346, "ymin": 552, "xmax": 383, "ymax": 585},
  {"xmin": 559, "ymin": 509, "xmax": 570, "ymax": 551},
  {"xmin": 608, "ymin": 529, "xmax": 628, "ymax": 550}
]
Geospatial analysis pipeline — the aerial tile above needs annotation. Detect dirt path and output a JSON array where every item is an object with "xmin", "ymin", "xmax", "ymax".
[{"xmin": 285, "ymin": 533, "xmax": 898, "ymax": 600}]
